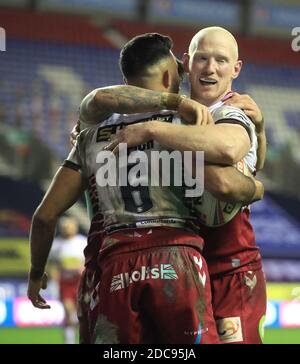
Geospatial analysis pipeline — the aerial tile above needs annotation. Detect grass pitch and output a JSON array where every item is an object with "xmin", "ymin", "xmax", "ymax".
[{"xmin": 0, "ymin": 327, "xmax": 299, "ymax": 344}]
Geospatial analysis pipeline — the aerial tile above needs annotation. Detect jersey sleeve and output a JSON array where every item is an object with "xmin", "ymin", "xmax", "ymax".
[
  {"xmin": 78, "ymin": 89, "xmax": 100, "ymax": 129},
  {"xmin": 62, "ymin": 130, "xmax": 87, "ymax": 174},
  {"xmin": 213, "ymin": 105, "xmax": 253, "ymax": 142},
  {"xmin": 212, "ymin": 105, "xmax": 258, "ymax": 172},
  {"xmin": 63, "ymin": 146, "xmax": 82, "ymax": 173}
]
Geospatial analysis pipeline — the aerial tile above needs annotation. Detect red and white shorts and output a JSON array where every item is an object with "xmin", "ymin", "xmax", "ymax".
[
  {"xmin": 87, "ymin": 227, "xmax": 219, "ymax": 344},
  {"xmin": 77, "ymin": 267, "xmax": 100, "ymax": 344},
  {"xmin": 210, "ymin": 268, "xmax": 267, "ymax": 344}
]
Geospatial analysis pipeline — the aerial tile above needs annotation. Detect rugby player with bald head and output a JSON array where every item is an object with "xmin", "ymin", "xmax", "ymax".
[{"xmin": 107, "ymin": 27, "xmax": 267, "ymax": 344}]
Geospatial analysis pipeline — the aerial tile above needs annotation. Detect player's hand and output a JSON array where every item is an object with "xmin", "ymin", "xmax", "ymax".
[
  {"xmin": 27, "ymin": 272, "xmax": 51, "ymax": 309},
  {"xmin": 70, "ymin": 120, "xmax": 81, "ymax": 147},
  {"xmin": 243, "ymin": 171, "xmax": 264, "ymax": 203},
  {"xmin": 104, "ymin": 122, "xmax": 152, "ymax": 154},
  {"xmin": 224, "ymin": 93, "xmax": 264, "ymax": 134},
  {"xmin": 252, "ymin": 179, "xmax": 264, "ymax": 202},
  {"xmin": 178, "ymin": 98, "xmax": 213, "ymax": 125}
]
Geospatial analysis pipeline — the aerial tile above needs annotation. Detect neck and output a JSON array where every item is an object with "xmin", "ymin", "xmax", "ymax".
[{"xmin": 190, "ymin": 89, "xmax": 232, "ymax": 107}]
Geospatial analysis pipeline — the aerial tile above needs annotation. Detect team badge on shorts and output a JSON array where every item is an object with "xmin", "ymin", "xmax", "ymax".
[{"xmin": 216, "ymin": 316, "xmax": 243, "ymax": 343}]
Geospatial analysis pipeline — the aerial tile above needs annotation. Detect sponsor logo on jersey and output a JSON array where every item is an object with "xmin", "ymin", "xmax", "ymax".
[
  {"xmin": 97, "ymin": 114, "xmax": 174, "ymax": 142},
  {"xmin": 136, "ymin": 218, "xmax": 186, "ymax": 226},
  {"xmin": 110, "ymin": 264, "xmax": 178, "ymax": 292},
  {"xmin": 217, "ymin": 316, "xmax": 243, "ymax": 343}
]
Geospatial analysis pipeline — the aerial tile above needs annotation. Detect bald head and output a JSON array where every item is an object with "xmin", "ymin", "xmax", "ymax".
[
  {"xmin": 184, "ymin": 26, "xmax": 242, "ymax": 106},
  {"xmin": 189, "ymin": 27, "xmax": 239, "ymax": 61}
]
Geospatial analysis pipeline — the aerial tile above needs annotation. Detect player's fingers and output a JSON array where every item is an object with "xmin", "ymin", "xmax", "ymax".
[
  {"xmin": 203, "ymin": 109, "xmax": 209, "ymax": 125},
  {"xmin": 27, "ymin": 293, "xmax": 36, "ymax": 303},
  {"xmin": 70, "ymin": 130, "xmax": 78, "ymax": 146},
  {"xmin": 28, "ymin": 292, "xmax": 50, "ymax": 309},
  {"xmin": 239, "ymin": 94, "xmax": 252, "ymax": 101},
  {"xmin": 225, "ymin": 93, "xmax": 247, "ymax": 102},
  {"xmin": 203, "ymin": 109, "xmax": 213, "ymax": 125},
  {"xmin": 225, "ymin": 101, "xmax": 245, "ymax": 110},
  {"xmin": 33, "ymin": 300, "xmax": 51, "ymax": 309},
  {"xmin": 198, "ymin": 108, "xmax": 207, "ymax": 125},
  {"xmin": 103, "ymin": 139, "xmax": 119, "ymax": 151},
  {"xmin": 238, "ymin": 107, "xmax": 254, "ymax": 116},
  {"xmin": 243, "ymin": 111, "xmax": 256, "ymax": 121},
  {"xmin": 37, "ymin": 293, "xmax": 47, "ymax": 304},
  {"xmin": 228, "ymin": 96, "xmax": 253, "ymax": 108},
  {"xmin": 195, "ymin": 112, "xmax": 202, "ymax": 125},
  {"xmin": 112, "ymin": 144, "xmax": 119, "ymax": 156},
  {"xmin": 35, "ymin": 294, "xmax": 51, "ymax": 309},
  {"xmin": 75, "ymin": 120, "xmax": 81, "ymax": 133},
  {"xmin": 241, "ymin": 107, "xmax": 253, "ymax": 113},
  {"xmin": 207, "ymin": 112, "xmax": 214, "ymax": 125}
]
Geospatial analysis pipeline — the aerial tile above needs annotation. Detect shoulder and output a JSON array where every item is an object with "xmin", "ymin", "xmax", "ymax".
[
  {"xmin": 213, "ymin": 105, "xmax": 251, "ymax": 126},
  {"xmin": 76, "ymin": 126, "xmax": 98, "ymax": 147}
]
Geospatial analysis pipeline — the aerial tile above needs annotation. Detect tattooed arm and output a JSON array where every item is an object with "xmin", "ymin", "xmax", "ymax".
[
  {"xmin": 80, "ymin": 86, "xmax": 180, "ymax": 124},
  {"xmin": 79, "ymin": 85, "xmax": 212, "ymax": 125}
]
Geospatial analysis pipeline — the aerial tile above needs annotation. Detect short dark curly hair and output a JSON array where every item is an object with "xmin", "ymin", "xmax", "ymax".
[{"xmin": 119, "ymin": 33, "xmax": 173, "ymax": 80}]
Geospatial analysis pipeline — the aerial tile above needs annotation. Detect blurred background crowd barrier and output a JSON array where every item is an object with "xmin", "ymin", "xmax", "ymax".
[{"xmin": 0, "ymin": 0, "xmax": 300, "ymax": 343}]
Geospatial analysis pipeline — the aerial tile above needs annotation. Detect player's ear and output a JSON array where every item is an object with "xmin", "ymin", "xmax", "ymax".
[
  {"xmin": 162, "ymin": 70, "xmax": 170, "ymax": 89},
  {"xmin": 232, "ymin": 60, "xmax": 242, "ymax": 79},
  {"xmin": 182, "ymin": 53, "xmax": 190, "ymax": 73}
]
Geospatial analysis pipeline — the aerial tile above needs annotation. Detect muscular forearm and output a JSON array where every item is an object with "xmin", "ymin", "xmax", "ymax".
[
  {"xmin": 149, "ymin": 121, "xmax": 250, "ymax": 165},
  {"xmin": 251, "ymin": 180, "xmax": 264, "ymax": 202},
  {"xmin": 256, "ymin": 130, "xmax": 267, "ymax": 170},
  {"xmin": 83, "ymin": 85, "xmax": 183, "ymax": 124},
  {"xmin": 29, "ymin": 167, "xmax": 85, "ymax": 277},
  {"xmin": 30, "ymin": 214, "xmax": 57, "ymax": 275},
  {"xmin": 204, "ymin": 164, "xmax": 256, "ymax": 203},
  {"xmin": 95, "ymin": 86, "xmax": 182, "ymax": 113}
]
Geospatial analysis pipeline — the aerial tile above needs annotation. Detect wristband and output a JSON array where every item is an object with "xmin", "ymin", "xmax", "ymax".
[{"xmin": 161, "ymin": 93, "xmax": 183, "ymax": 110}]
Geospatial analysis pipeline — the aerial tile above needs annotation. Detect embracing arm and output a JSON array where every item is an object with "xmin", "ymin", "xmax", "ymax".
[
  {"xmin": 80, "ymin": 85, "xmax": 212, "ymax": 126},
  {"xmin": 204, "ymin": 164, "xmax": 264, "ymax": 204},
  {"xmin": 80, "ymin": 85, "xmax": 184, "ymax": 124},
  {"xmin": 256, "ymin": 123, "xmax": 267, "ymax": 171},
  {"xmin": 145, "ymin": 121, "xmax": 250, "ymax": 165},
  {"xmin": 105, "ymin": 120, "xmax": 250, "ymax": 165},
  {"xmin": 225, "ymin": 93, "xmax": 267, "ymax": 170},
  {"xmin": 28, "ymin": 167, "xmax": 85, "ymax": 308}
]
